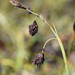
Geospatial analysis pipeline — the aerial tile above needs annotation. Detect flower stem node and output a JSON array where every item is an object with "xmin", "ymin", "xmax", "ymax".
[
  {"xmin": 27, "ymin": 8, "xmax": 33, "ymax": 14},
  {"xmin": 29, "ymin": 20, "xmax": 38, "ymax": 36}
]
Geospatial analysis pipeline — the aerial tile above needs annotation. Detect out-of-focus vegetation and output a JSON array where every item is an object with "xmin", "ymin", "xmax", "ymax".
[{"xmin": 0, "ymin": 0, "xmax": 75, "ymax": 75}]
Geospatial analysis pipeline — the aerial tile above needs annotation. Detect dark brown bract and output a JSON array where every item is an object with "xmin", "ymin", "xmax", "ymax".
[
  {"xmin": 73, "ymin": 22, "xmax": 75, "ymax": 31},
  {"xmin": 10, "ymin": 0, "xmax": 26, "ymax": 9},
  {"xmin": 10, "ymin": 0, "xmax": 22, "ymax": 7},
  {"xmin": 29, "ymin": 20, "xmax": 38, "ymax": 36},
  {"xmin": 32, "ymin": 52, "xmax": 45, "ymax": 66},
  {"xmin": 28, "ymin": 8, "xmax": 33, "ymax": 14}
]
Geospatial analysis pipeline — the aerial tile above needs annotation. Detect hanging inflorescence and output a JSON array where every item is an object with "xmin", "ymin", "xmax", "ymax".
[
  {"xmin": 29, "ymin": 20, "xmax": 38, "ymax": 36},
  {"xmin": 32, "ymin": 51, "xmax": 45, "ymax": 66}
]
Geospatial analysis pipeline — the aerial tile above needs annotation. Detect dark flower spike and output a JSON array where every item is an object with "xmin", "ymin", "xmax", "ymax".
[
  {"xmin": 10, "ymin": 0, "xmax": 26, "ymax": 9},
  {"xmin": 10, "ymin": 0, "xmax": 33, "ymax": 14},
  {"xmin": 32, "ymin": 51, "xmax": 45, "ymax": 66},
  {"xmin": 73, "ymin": 22, "xmax": 75, "ymax": 32},
  {"xmin": 29, "ymin": 20, "xmax": 38, "ymax": 36}
]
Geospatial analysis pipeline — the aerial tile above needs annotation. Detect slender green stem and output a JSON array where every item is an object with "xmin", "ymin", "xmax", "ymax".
[
  {"xmin": 67, "ymin": 32, "xmax": 75, "ymax": 58},
  {"xmin": 65, "ymin": 64, "xmax": 69, "ymax": 75},
  {"xmin": 61, "ymin": 64, "xmax": 65, "ymax": 75},
  {"xmin": 43, "ymin": 38, "xmax": 57, "ymax": 49},
  {"xmin": 51, "ymin": 27, "xmax": 67, "ymax": 64},
  {"xmin": 50, "ymin": 27, "xmax": 69, "ymax": 75},
  {"xmin": 51, "ymin": 22, "xmax": 58, "ymax": 34},
  {"xmin": 26, "ymin": 9, "xmax": 39, "ymax": 17},
  {"xmin": 67, "ymin": 38, "xmax": 74, "ymax": 58}
]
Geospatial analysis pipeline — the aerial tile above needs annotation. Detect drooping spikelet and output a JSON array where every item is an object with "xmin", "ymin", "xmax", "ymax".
[
  {"xmin": 32, "ymin": 51, "xmax": 45, "ymax": 66},
  {"xmin": 29, "ymin": 20, "xmax": 38, "ymax": 36}
]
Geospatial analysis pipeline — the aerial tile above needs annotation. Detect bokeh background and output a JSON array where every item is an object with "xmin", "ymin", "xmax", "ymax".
[{"xmin": 0, "ymin": 0, "xmax": 75, "ymax": 75}]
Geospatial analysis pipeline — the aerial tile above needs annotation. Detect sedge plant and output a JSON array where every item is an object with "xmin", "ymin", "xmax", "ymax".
[{"xmin": 10, "ymin": 0, "xmax": 69, "ymax": 75}]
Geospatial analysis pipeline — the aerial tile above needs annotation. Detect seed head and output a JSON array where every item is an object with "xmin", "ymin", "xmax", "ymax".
[
  {"xmin": 29, "ymin": 20, "xmax": 38, "ymax": 36},
  {"xmin": 32, "ymin": 51, "xmax": 45, "ymax": 66}
]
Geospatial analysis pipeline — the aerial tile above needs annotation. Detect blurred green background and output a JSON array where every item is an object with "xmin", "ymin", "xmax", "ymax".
[{"xmin": 0, "ymin": 0, "xmax": 75, "ymax": 75}]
